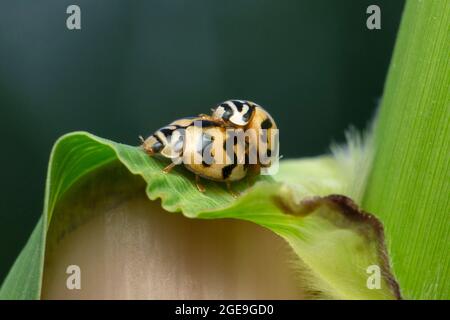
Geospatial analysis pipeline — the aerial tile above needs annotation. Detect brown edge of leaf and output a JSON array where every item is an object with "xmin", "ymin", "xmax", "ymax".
[{"xmin": 274, "ymin": 194, "xmax": 402, "ymax": 300}]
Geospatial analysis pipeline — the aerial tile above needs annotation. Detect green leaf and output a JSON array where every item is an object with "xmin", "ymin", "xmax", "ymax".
[
  {"xmin": 363, "ymin": 0, "xmax": 450, "ymax": 299},
  {"xmin": 1, "ymin": 131, "xmax": 400, "ymax": 299}
]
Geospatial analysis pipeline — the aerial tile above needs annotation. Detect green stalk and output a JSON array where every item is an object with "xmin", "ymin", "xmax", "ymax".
[{"xmin": 363, "ymin": 0, "xmax": 449, "ymax": 299}]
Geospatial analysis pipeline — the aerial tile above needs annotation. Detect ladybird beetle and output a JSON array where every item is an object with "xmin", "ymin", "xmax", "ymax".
[
  {"xmin": 141, "ymin": 101, "xmax": 278, "ymax": 196},
  {"xmin": 210, "ymin": 100, "xmax": 278, "ymax": 168}
]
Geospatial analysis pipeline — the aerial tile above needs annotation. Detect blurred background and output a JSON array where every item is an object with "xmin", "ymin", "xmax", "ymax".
[{"xmin": 0, "ymin": 0, "xmax": 404, "ymax": 283}]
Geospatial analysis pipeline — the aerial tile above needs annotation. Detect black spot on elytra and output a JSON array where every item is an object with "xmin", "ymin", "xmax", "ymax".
[
  {"xmin": 200, "ymin": 133, "xmax": 215, "ymax": 165},
  {"xmin": 199, "ymin": 120, "xmax": 219, "ymax": 128},
  {"xmin": 202, "ymin": 160, "xmax": 212, "ymax": 167},
  {"xmin": 201, "ymin": 133, "xmax": 214, "ymax": 150},
  {"xmin": 223, "ymin": 134, "xmax": 238, "ymax": 148},
  {"xmin": 222, "ymin": 164, "xmax": 236, "ymax": 179},
  {"xmin": 261, "ymin": 118, "xmax": 273, "ymax": 129}
]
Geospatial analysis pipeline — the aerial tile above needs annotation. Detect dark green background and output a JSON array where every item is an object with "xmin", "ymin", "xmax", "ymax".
[{"xmin": 0, "ymin": 0, "xmax": 404, "ymax": 283}]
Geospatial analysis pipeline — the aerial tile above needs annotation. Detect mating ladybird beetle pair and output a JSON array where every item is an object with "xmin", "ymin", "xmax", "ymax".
[{"xmin": 141, "ymin": 100, "xmax": 278, "ymax": 196}]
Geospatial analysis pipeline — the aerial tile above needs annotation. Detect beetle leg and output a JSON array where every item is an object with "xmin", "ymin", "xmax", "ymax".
[
  {"xmin": 196, "ymin": 175, "xmax": 206, "ymax": 192},
  {"xmin": 226, "ymin": 181, "xmax": 239, "ymax": 198},
  {"xmin": 162, "ymin": 162, "xmax": 176, "ymax": 174},
  {"xmin": 139, "ymin": 135, "xmax": 145, "ymax": 143}
]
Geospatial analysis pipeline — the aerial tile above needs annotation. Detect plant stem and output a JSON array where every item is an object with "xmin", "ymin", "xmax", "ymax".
[{"xmin": 363, "ymin": 0, "xmax": 449, "ymax": 299}]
